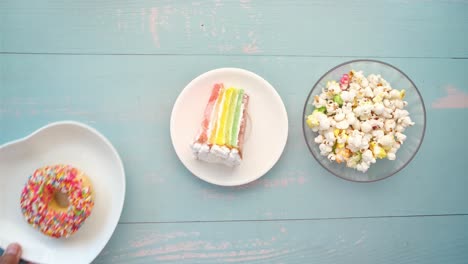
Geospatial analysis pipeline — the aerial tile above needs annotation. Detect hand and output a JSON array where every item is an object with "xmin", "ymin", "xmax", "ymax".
[{"xmin": 0, "ymin": 243, "xmax": 22, "ymax": 264}]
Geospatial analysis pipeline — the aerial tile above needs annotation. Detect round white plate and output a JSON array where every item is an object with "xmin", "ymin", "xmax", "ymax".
[
  {"xmin": 0, "ymin": 121, "xmax": 125, "ymax": 264},
  {"xmin": 171, "ymin": 68, "xmax": 288, "ymax": 186}
]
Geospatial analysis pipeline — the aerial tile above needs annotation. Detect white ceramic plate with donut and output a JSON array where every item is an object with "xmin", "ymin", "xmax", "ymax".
[
  {"xmin": 0, "ymin": 121, "xmax": 126, "ymax": 264},
  {"xmin": 170, "ymin": 68, "xmax": 289, "ymax": 186}
]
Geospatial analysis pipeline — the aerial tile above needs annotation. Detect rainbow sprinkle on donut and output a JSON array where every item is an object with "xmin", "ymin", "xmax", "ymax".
[{"xmin": 20, "ymin": 164, "xmax": 94, "ymax": 238}]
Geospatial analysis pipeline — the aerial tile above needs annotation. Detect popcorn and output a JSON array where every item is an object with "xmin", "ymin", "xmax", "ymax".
[
  {"xmin": 346, "ymin": 112, "xmax": 356, "ymax": 124},
  {"xmin": 351, "ymin": 120, "xmax": 361, "ymax": 130},
  {"xmin": 334, "ymin": 110, "xmax": 346, "ymax": 121},
  {"xmin": 363, "ymin": 86, "xmax": 374, "ymax": 97},
  {"xmin": 372, "ymin": 144, "xmax": 387, "ymax": 159},
  {"xmin": 326, "ymin": 101, "xmax": 337, "ymax": 114},
  {"xmin": 399, "ymin": 116, "xmax": 414, "ymax": 127},
  {"xmin": 347, "ymin": 130, "xmax": 364, "ymax": 152},
  {"xmin": 336, "ymin": 120, "xmax": 350, "ymax": 130},
  {"xmin": 327, "ymin": 81, "xmax": 342, "ymax": 94},
  {"xmin": 349, "ymin": 82, "xmax": 360, "ymax": 91},
  {"xmin": 362, "ymin": 149, "xmax": 376, "ymax": 164},
  {"xmin": 368, "ymin": 118, "xmax": 384, "ymax": 129},
  {"xmin": 373, "ymin": 103, "xmax": 385, "ymax": 115},
  {"xmin": 384, "ymin": 119, "xmax": 396, "ymax": 131},
  {"xmin": 354, "ymin": 103, "xmax": 373, "ymax": 119},
  {"xmin": 314, "ymin": 135, "xmax": 324, "ymax": 144},
  {"xmin": 378, "ymin": 134, "xmax": 395, "ymax": 148},
  {"xmin": 395, "ymin": 124, "xmax": 404, "ymax": 132},
  {"xmin": 341, "ymin": 90, "xmax": 356, "ymax": 102},
  {"xmin": 356, "ymin": 162, "xmax": 370, "ymax": 173},
  {"xmin": 313, "ymin": 95, "xmax": 327, "ymax": 108},
  {"xmin": 361, "ymin": 78, "xmax": 369, "ymax": 88},
  {"xmin": 368, "ymin": 74, "xmax": 379, "ymax": 86},
  {"xmin": 306, "ymin": 70, "xmax": 415, "ymax": 173},
  {"xmin": 389, "ymin": 89, "xmax": 400, "ymax": 99},
  {"xmin": 394, "ymin": 109, "xmax": 409, "ymax": 119},
  {"xmin": 394, "ymin": 100, "xmax": 404, "ymax": 109},
  {"xmin": 346, "ymin": 152, "xmax": 361, "ymax": 168},
  {"xmin": 319, "ymin": 143, "xmax": 333, "ymax": 155},
  {"xmin": 395, "ymin": 132, "xmax": 406, "ymax": 143},
  {"xmin": 372, "ymin": 129, "xmax": 384, "ymax": 139},
  {"xmin": 318, "ymin": 114, "xmax": 331, "ymax": 130},
  {"xmin": 324, "ymin": 130, "xmax": 336, "ymax": 142}
]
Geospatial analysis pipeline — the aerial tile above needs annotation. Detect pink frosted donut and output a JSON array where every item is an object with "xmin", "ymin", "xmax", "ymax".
[{"xmin": 20, "ymin": 164, "xmax": 94, "ymax": 238}]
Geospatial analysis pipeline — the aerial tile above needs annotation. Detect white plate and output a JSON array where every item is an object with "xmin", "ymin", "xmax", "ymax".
[
  {"xmin": 170, "ymin": 68, "xmax": 288, "ymax": 186},
  {"xmin": 0, "ymin": 121, "xmax": 125, "ymax": 264}
]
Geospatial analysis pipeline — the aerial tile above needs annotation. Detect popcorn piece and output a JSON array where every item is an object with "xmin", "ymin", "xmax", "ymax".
[
  {"xmin": 334, "ymin": 110, "xmax": 346, "ymax": 122},
  {"xmin": 384, "ymin": 119, "xmax": 396, "ymax": 131},
  {"xmin": 378, "ymin": 134, "xmax": 395, "ymax": 148},
  {"xmin": 389, "ymin": 89, "xmax": 400, "ymax": 99},
  {"xmin": 318, "ymin": 114, "xmax": 331, "ymax": 130},
  {"xmin": 346, "ymin": 152, "xmax": 361, "ymax": 168},
  {"xmin": 340, "ymin": 90, "xmax": 356, "ymax": 102},
  {"xmin": 324, "ymin": 129, "xmax": 336, "ymax": 142},
  {"xmin": 327, "ymin": 81, "xmax": 342, "ymax": 94},
  {"xmin": 361, "ymin": 121, "xmax": 372, "ymax": 133},
  {"xmin": 306, "ymin": 112, "xmax": 320, "ymax": 131},
  {"xmin": 336, "ymin": 120, "xmax": 350, "ymax": 130},
  {"xmin": 372, "ymin": 129, "xmax": 384, "ymax": 139},
  {"xmin": 314, "ymin": 135, "xmax": 324, "ymax": 145},
  {"xmin": 362, "ymin": 149, "xmax": 376, "ymax": 164},
  {"xmin": 395, "ymin": 132, "xmax": 407, "ymax": 143},
  {"xmin": 319, "ymin": 143, "xmax": 333, "ymax": 155},
  {"xmin": 372, "ymin": 144, "xmax": 387, "ymax": 159},
  {"xmin": 395, "ymin": 124, "xmax": 404, "ymax": 132},
  {"xmin": 346, "ymin": 112, "xmax": 356, "ymax": 125},
  {"xmin": 356, "ymin": 162, "xmax": 370, "ymax": 173},
  {"xmin": 400, "ymin": 89, "xmax": 406, "ymax": 99},
  {"xmin": 336, "ymin": 148, "xmax": 351, "ymax": 163},
  {"xmin": 373, "ymin": 103, "xmax": 385, "ymax": 115},
  {"xmin": 347, "ymin": 130, "xmax": 364, "ymax": 152}
]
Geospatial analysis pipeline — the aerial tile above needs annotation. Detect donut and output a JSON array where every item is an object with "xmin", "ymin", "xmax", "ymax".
[{"xmin": 20, "ymin": 164, "xmax": 94, "ymax": 238}]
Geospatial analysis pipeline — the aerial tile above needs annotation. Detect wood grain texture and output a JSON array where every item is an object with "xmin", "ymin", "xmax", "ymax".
[
  {"xmin": 1, "ymin": 0, "xmax": 467, "ymax": 57},
  {"xmin": 92, "ymin": 215, "xmax": 468, "ymax": 263},
  {"xmin": 1, "ymin": 54, "xmax": 467, "ymax": 223}
]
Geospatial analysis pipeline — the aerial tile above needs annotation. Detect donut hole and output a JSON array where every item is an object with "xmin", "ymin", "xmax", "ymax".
[
  {"xmin": 49, "ymin": 191, "xmax": 70, "ymax": 210},
  {"xmin": 55, "ymin": 191, "xmax": 70, "ymax": 207}
]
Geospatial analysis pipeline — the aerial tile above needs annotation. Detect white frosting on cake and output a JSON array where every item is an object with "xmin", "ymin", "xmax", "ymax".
[
  {"xmin": 233, "ymin": 100, "xmax": 244, "ymax": 147},
  {"xmin": 191, "ymin": 143, "xmax": 241, "ymax": 167}
]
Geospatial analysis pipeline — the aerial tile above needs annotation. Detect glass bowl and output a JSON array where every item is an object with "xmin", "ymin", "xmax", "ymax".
[{"xmin": 302, "ymin": 60, "xmax": 426, "ymax": 182}]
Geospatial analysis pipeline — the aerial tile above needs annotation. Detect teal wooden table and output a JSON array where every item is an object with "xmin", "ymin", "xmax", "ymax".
[{"xmin": 1, "ymin": 0, "xmax": 468, "ymax": 263}]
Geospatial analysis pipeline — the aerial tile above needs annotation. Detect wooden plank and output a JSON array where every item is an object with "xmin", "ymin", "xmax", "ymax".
[
  {"xmin": 2, "ymin": 216, "xmax": 467, "ymax": 263},
  {"xmin": 92, "ymin": 216, "xmax": 468, "ymax": 263},
  {"xmin": 1, "ymin": 54, "xmax": 467, "ymax": 222},
  {"xmin": 1, "ymin": 0, "xmax": 467, "ymax": 57}
]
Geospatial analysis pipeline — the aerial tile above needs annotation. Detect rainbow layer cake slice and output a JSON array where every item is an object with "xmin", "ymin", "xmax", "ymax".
[{"xmin": 191, "ymin": 83, "xmax": 249, "ymax": 166}]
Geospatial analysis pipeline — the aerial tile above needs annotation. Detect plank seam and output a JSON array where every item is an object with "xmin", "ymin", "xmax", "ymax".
[
  {"xmin": 118, "ymin": 213, "xmax": 468, "ymax": 224},
  {"xmin": 0, "ymin": 51, "xmax": 467, "ymax": 60}
]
